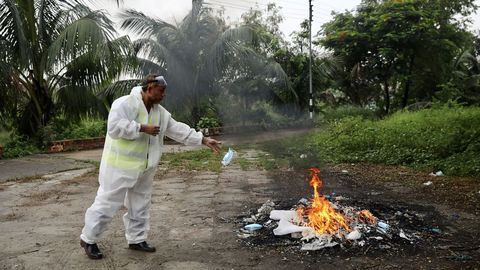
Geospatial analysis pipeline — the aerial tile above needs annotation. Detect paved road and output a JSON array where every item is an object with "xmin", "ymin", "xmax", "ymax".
[{"xmin": 0, "ymin": 128, "xmax": 315, "ymax": 182}]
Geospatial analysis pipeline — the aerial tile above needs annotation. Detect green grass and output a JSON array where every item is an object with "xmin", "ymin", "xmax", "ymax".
[
  {"xmin": 160, "ymin": 146, "xmax": 292, "ymax": 172},
  {"xmin": 161, "ymin": 148, "xmax": 224, "ymax": 172},
  {"xmin": 262, "ymin": 105, "xmax": 480, "ymax": 176}
]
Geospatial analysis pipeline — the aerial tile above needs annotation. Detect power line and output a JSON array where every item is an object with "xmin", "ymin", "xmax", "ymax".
[
  {"xmin": 204, "ymin": 1, "xmax": 319, "ymax": 20},
  {"xmin": 226, "ymin": 0, "xmax": 309, "ymax": 13},
  {"xmin": 208, "ymin": 0, "xmax": 307, "ymax": 16},
  {"xmin": 206, "ymin": 0, "xmax": 329, "ymax": 20}
]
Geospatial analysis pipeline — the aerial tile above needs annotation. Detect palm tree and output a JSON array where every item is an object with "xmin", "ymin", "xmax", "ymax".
[
  {"xmin": 448, "ymin": 49, "xmax": 480, "ymax": 104},
  {"xmin": 113, "ymin": 1, "xmax": 289, "ymax": 125},
  {"xmin": 0, "ymin": 0, "xmax": 131, "ymax": 136}
]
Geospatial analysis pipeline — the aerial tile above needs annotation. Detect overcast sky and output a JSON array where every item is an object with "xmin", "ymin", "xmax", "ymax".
[{"xmin": 89, "ymin": 0, "xmax": 480, "ymax": 40}]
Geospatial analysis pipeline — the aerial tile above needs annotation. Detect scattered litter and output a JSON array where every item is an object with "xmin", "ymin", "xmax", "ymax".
[
  {"xmin": 399, "ymin": 229, "xmax": 411, "ymax": 241},
  {"xmin": 237, "ymin": 233, "xmax": 252, "ymax": 239},
  {"xmin": 257, "ymin": 200, "xmax": 275, "ymax": 216},
  {"xmin": 237, "ymin": 168, "xmax": 429, "ymax": 252},
  {"xmin": 341, "ymin": 170, "xmax": 349, "ymax": 174},
  {"xmin": 298, "ymin": 198, "xmax": 309, "ymax": 205},
  {"xmin": 379, "ymin": 244, "xmax": 391, "ymax": 249},
  {"xmin": 377, "ymin": 221, "xmax": 390, "ymax": 234},
  {"xmin": 244, "ymin": 223, "xmax": 263, "ymax": 232},
  {"xmin": 429, "ymin": 171, "xmax": 444, "ymax": 177},
  {"xmin": 448, "ymin": 254, "xmax": 472, "ymax": 261},
  {"xmin": 429, "ymin": 228, "xmax": 442, "ymax": 234},
  {"xmin": 300, "ymin": 154, "xmax": 307, "ymax": 159},
  {"xmin": 221, "ymin": 148, "xmax": 236, "ymax": 166},
  {"xmin": 273, "ymin": 218, "xmax": 312, "ymax": 236},
  {"xmin": 423, "ymin": 181, "xmax": 433, "ymax": 186},
  {"xmin": 346, "ymin": 229, "xmax": 362, "ymax": 240},
  {"xmin": 291, "ymin": 232, "xmax": 303, "ymax": 239},
  {"xmin": 301, "ymin": 234, "xmax": 338, "ymax": 251},
  {"xmin": 269, "ymin": 210, "xmax": 299, "ymax": 222}
]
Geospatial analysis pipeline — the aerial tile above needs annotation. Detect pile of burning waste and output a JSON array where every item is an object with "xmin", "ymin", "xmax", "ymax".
[{"xmin": 238, "ymin": 168, "xmax": 428, "ymax": 251}]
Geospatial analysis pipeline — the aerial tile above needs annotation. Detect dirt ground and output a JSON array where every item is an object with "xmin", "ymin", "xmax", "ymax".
[{"xmin": 0, "ymin": 141, "xmax": 479, "ymax": 269}]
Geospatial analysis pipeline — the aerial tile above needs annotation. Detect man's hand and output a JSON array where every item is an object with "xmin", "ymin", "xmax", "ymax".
[
  {"xmin": 140, "ymin": 124, "xmax": 160, "ymax": 136},
  {"xmin": 202, "ymin": 137, "xmax": 222, "ymax": 154}
]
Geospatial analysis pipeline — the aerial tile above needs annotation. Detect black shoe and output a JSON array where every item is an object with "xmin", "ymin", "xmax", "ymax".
[
  {"xmin": 80, "ymin": 240, "xmax": 103, "ymax": 259},
  {"xmin": 128, "ymin": 241, "xmax": 156, "ymax": 252}
]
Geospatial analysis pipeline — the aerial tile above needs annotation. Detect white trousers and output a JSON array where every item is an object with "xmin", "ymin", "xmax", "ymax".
[{"xmin": 80, "ymin": 167, "xmax": 155, "ymax": 244}]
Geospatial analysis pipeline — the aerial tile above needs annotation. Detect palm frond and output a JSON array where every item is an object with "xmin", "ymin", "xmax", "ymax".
[
  {"xmin": 47, "ymin": 8, "xmax": 116, "ymax": 71},
  {"xmin": 0, "ymin": 0, "xmax": 31, "ymax": 67},
  {"xmin": 120, "ymin": 9, "xmax": 176, "ymax": 36},
  {"xmin": 97, "ymin": 79, "xmax": 140, "ymax": 100}
]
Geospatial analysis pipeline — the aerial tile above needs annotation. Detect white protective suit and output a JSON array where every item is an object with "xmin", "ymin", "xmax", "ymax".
[{"xmin": 80, "ymin": 86, "xmax": 203, "ymax": 244}]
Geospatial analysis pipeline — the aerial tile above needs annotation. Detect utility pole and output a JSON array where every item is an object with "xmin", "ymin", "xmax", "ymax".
[{"xmin": 308, "ymin": 0, "xmax": 313, "ymax": 119}]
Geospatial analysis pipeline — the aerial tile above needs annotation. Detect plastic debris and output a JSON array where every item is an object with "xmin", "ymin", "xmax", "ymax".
[
  {"xmin": 300, "ymin": 154, "xmax": 307, "ymax": 159},
  {"xmin": 301, "ymin": 234, "xmax": 338, "ymax": 251},
  {"xmin": 244, "ymin": 223, "xmax": 263, "ymax": 232},
  {"xmin": 377, "ymin": 221, "xmax": 390, "ymax": 234},
  {"xmin": 448, "ymin": 254, "xmax": 472, "ymax": 261},
  {"xmin": 269, "ymin": 210, "xmax": 300, "ymax": 222},
  {"xmin": 273, "ymin": 218, "xmax": 312, "ymax": 236},
  {"xmin": 423, "ymin": 181, "xmax": 433, "ymax": 186},
  {"xmin": 430, "ymin": 228, "xmax": 442, "ymax": 234},
  {"xmin": 429, "ymin": 171, "xmax": 444, "ymax": 177},
  {"xmin": 341, "ymin": 170, "xmax": 349, "ymax": 174},
  {"xmin": 257, "ymin": 200, "xmax": 275, "ymax": 214},
  {"xmin": 346, "ymin": 229, "xmax": 362, "ymax": 240},
  {"xmin": 301, "ymin": 227, "xmax": 319, "ymax": 241},
  {"xmin": 379, "ymin": 244, "xmax": 391, "ymax": 249},
  {"xmin": 291, "ymin": 232, "xmax": 303, "ymax": 239},
  {"xmin": 298, "ymin": 198, "xmax": 309, "ymax": 205},
  {"xmin": 221, "ymin": 148, "xmax": 236, "ymax": 166},
  {"xmin": 237, "ymin": 233, "xmax": 252, "ymax": 239},
  {"xmin": 399, "ymin": 229, "xmax": 411, "ymax": 241}
]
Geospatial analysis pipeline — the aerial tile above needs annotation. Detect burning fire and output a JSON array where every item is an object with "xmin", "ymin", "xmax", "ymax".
[
  {"xmin": 359, "ymin": 209, "xmax": 377, "ymax": 225},
  {"xmin": 301, "ymin": 168, "xmax": 351, "ymax": 234}
]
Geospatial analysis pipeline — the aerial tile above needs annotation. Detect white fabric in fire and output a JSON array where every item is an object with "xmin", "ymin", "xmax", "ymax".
[{"xmin": 269, "ymin": 210, "xmax": 313, "ymax": 236}]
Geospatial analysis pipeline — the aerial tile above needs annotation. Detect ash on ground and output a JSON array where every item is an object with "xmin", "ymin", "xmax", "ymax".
[{"xmin": 236, "ymin": 196, "xmax": 447, "ymax": 256}]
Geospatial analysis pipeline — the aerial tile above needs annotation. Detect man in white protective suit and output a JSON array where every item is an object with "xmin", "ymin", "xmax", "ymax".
[{"xmin": 80, "ymin": 74, "xmax": 222, "ymax": 259}]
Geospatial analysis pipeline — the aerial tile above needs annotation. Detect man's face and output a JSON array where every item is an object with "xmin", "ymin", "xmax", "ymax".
[{"xmin": 147, "ymin": 84, "xmax": 166, "ymax": 103}]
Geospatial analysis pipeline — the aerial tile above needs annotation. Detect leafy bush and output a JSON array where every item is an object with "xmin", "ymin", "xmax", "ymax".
[
  {"xmin": 308, "ymin": 105, "xmax": 480, "ymax": 176},
  {"xmin": 2, "ymin": 133, "xmax": 40, "ymax": 159},
  {"xmin": 54, "ymin": 117, "xmax": 106, "ymax": 140},
  {"xmin": 318, "ymin": 105, "xmax": 377, "ymax": 123},
  {"xmin": 0, "ymin": 129, "xmax": 10, "ymax": 145},
  {"xmin": 196, "ymin": 117, "xmax": 220, "ymax": 129}
]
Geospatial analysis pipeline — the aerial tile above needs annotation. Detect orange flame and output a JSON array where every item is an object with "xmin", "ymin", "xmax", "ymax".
[
  {"xmin": 359, "ymin": 210, "xmax": 377, "ymax": 225},
  {"xmin": 305, "ymin": 168, "xmax": 350, "ymax": 234}
]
